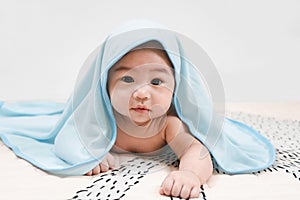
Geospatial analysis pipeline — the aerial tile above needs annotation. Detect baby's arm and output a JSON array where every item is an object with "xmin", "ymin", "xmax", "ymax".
[{"xmin": 160, "ymin": 116, "xmax": 213, "ymax": 199}]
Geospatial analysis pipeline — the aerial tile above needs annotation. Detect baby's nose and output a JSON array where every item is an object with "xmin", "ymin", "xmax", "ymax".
[{"xmin": 132, "ymin": 85, "xmax": 151, "ymax": 102}]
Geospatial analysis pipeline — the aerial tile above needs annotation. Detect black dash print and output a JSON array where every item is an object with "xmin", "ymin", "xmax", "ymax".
[
  {"xmin": 100, "ymin": 174, "xmax": 108, "ymax": 177},
  {"xmin": 86, "ymin": 185, "xmax": 94, "ymax": 189},
  {"xmin": 76, "ymin": 189, "xmax": 88, "ymax": 194},
  {"xmin": 93, "ymin": 178, "xmax": 103, "ymax": 183},
  {"xmin": 267, "ymin": 168, "xmax": 272, "ymax": 172},
  {"xmin": 293, "ymin": 173, "xmax": 297, "ymax": 178}
]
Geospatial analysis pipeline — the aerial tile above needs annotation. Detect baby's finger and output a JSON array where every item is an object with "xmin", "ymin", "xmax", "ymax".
[
  {"xmin": 106, "ymin": 153, "xmax": 115, "ymax": 169},
  {"xmin": 92, "ymin": 165, "xmax": 100, "ymax": 175},
  {"xmin": 160, "ymin": 176, "xmax": 174, "ymax": 196},
  {"xmin": 170, "ymin": 181, "xmax": 182, "ymax": 197},
  {"xmin": 180, "ymin": 185, "xmax": 191, "ymax": 199},
  {"xmin": 100, "ymin": 159, "xmax": 109, "ymax": 172},
  {"xmin": 85, "ymin": 170, "xmax": 92, "ymax": 176},
  {"xmin": 190, "ymin": 186, "xmax": 200, "ymax": 198},
  {"xmin": 159, "ymin": 187, "xmax": 164, "ymax": 195}
]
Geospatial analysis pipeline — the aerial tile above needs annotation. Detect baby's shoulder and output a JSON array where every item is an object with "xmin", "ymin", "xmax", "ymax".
[
  {"xmin": 166, "ymin": 115, "xmax": 182, "ymax": 126},
  {"xmin": 165, "ymin": 115, "xmax": 189, "ymax": 134},
  {"xmin": 165, "ymin": 116, "xmax": 185, "ymax": 135},
  {"xmin": 164, "ymin": 116, "xmax": 187, "ymax": 142}
]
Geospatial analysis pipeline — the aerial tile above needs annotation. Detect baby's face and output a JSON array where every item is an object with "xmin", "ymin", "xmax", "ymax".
[{"xmin": 108, "ymin": 48, "xmax": 175, "ymax": 126}]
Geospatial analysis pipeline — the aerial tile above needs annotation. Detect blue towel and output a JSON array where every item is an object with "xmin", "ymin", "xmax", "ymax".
[{"xmin": 0, "ymin": 20, "xmax": 275, "ymax": 175}]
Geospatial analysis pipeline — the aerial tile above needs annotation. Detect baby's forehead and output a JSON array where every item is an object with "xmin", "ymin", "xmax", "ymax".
[
  {"xmin": 110, "ymin": 61, "xmax": 174, "ymax": 76},
  {"xmin": 109, "ymin": 47, "xmax": 173, "ymax": 73}
]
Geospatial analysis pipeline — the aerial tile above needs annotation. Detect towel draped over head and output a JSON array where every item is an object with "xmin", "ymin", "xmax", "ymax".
[{"xmin": 0, "ymin": 20, "xmax": 275, "ymax": 175}]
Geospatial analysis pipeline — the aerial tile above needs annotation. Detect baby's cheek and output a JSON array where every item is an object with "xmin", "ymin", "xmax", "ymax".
[
  {"xmin": 150, "ymin": 104, "xmax": 167, "ymax": 118},
  {"xmin": 156, "ymin": 90, "xmax": 173, "ymax": 107},
  {"xmin": 110, "ymin": 86, "xmax": 134, "ymax": 115}
]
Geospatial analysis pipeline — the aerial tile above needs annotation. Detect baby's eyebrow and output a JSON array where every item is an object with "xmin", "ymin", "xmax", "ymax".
[
  {"xmin": 112, "ymin": 65, "xmax": 173, "ymax": 74},
  {"xmin": 112, "ymin": 66, "xmax": 131, "ymax": 73},
  {"xmin": 150, "ymin": 67, "xmax": 173, "ymax": 75}
]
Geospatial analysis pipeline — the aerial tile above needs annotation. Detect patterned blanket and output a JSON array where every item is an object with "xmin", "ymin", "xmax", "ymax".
[{"xmin": 70, "ymin": 112, "xmax": 300, "ymax": 200}]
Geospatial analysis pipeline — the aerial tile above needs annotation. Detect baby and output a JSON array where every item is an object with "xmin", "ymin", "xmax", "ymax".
[{"xmin": 86, "ymin": 42, "xmax": 213, "ymax": 199}]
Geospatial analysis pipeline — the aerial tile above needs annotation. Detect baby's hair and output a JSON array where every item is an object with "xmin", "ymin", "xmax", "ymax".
[
  {"xmin": 131, "ymin": 40, "xmax": 165, "ymax": 51},
  {"xmin": 130, "ymin": 40, "xmax": 174, "ymax": 69}
]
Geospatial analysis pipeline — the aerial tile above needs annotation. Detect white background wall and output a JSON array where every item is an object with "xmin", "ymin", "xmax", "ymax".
[{"xmin": 1, "ymin": 0, "xmax": 299, "ymax": 102}]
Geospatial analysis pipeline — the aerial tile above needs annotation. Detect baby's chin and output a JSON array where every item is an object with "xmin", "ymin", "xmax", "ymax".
[
  {"xmin": 130, "ymin": 113, "xmax": 167, "ymax": 126},
  {"xmin": 113, "ymin": 107, "xmax": 169, "ymax": 126},
  {"xmin": 131, "ymin": 119, "xmax": 152, "ymax": 127}
]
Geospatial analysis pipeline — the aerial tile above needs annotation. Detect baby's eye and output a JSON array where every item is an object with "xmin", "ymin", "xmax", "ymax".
[
  {"xmin": 121, "ymin": 76, "xmax": 134, "ymax": 83},
  {"xmin": 151, "ymin": 78, "xmax": 163, "ymax": 85}
]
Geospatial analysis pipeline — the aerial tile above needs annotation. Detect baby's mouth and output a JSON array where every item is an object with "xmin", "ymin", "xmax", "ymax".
[{"xmin": 131, "ymin": 106, "xmax": 150, "ymax": 113}]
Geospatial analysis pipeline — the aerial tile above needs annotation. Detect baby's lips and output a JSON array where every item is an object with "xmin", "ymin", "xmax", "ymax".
[
  {"xmin": 131, "ymin": 105, "xmax": 151, "ymax": 111},
  {"xmin": 131, "ymin": 107, "xmax": 150, "ymax": 113}
]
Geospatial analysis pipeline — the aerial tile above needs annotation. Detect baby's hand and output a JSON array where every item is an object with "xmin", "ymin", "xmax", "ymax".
[
  {"xmin": 85, "ymin": 153, "xmax": 115, "ymax": 176},
  {"xmin": 159, "ymin": 170, "xmax": 201, "ymax": 199}
]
